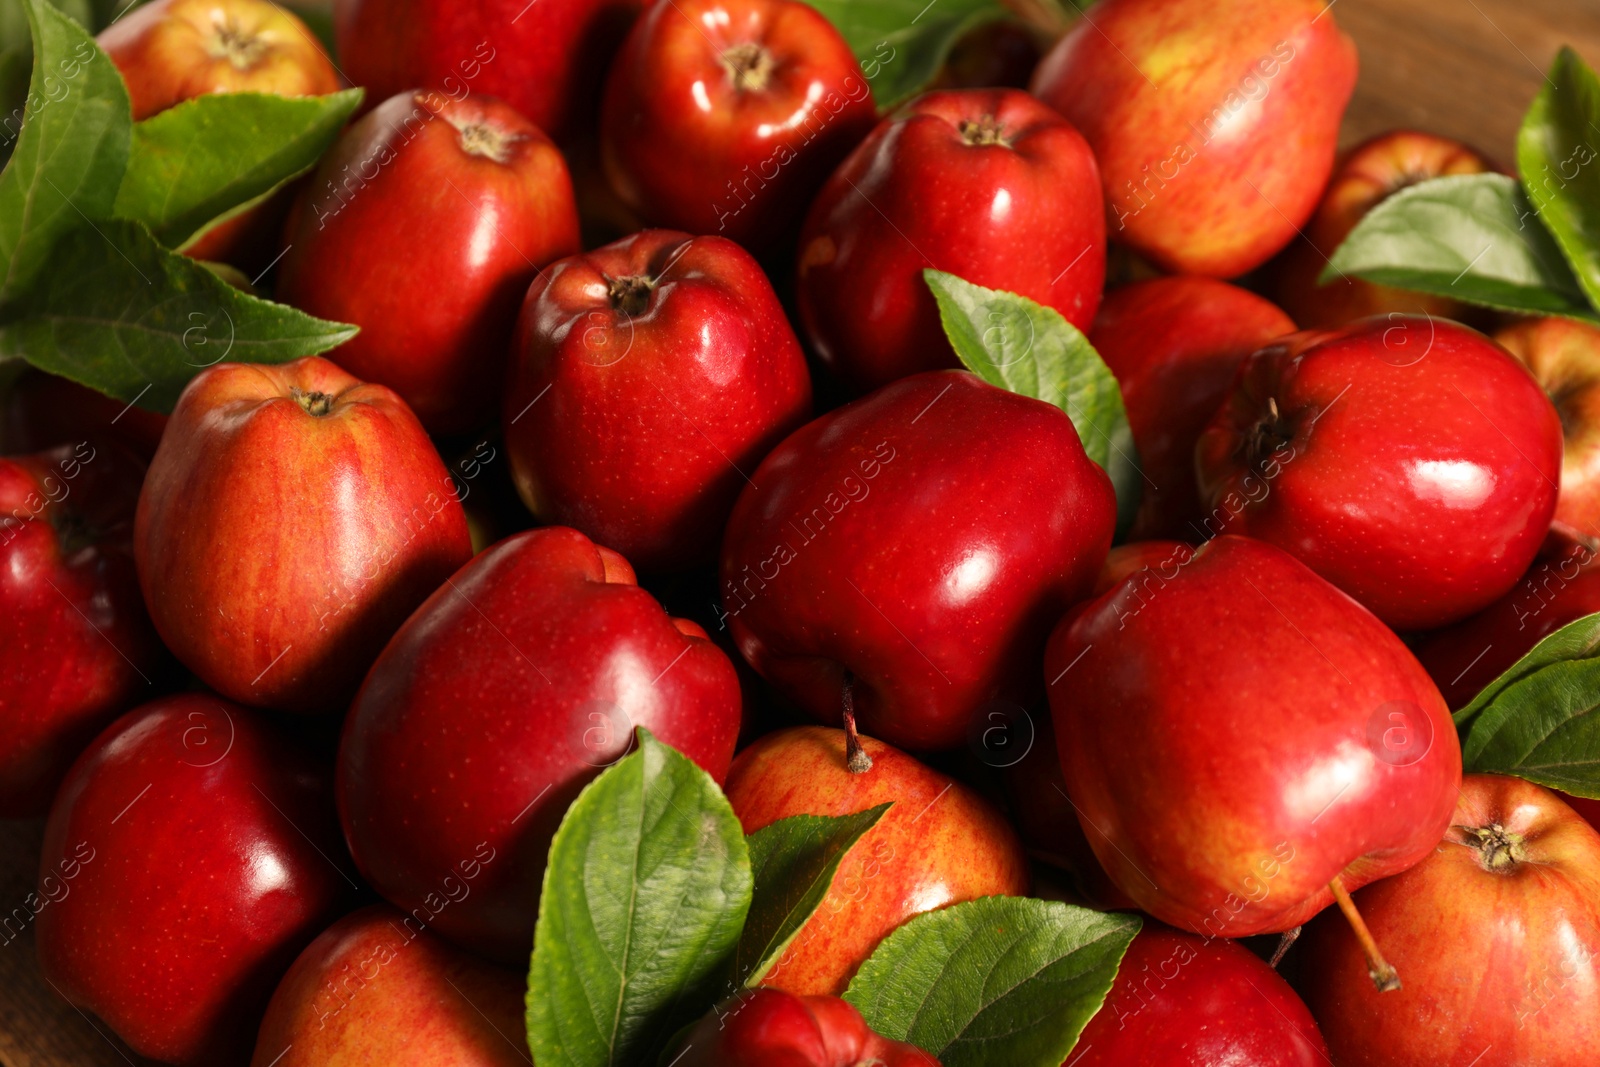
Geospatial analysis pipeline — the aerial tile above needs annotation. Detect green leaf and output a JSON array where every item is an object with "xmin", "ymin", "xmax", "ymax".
[
  {"xmin": 0, "ymin": 0, "xmax": 130, "ymax": 302},
  {"xmin": 732, "ymin": 804, "xmax": 891, "ymax": 989},
  {"xmin": 1322, "ymin": 173, "xmax": 1600, "ymax": 323},
  {"xmin": 1518, "ymin": 47, "xmax": 1600, "ymax": 312},
  {"xmin": 1455, "ymin": 611, "xmax": 1600, "ymax": 797},
  {"xmin": 925, "ymin": 268, "xmax": 1143, "ymax": 538},
  {"xmin": 527, "ymin": 729, "xmax": 753, "ymax": 1067},
  {"xmin": 845, "ymin": 897, "xmax": 1139, "ymax": 1067},
  {"xmin": 114, "ymin": 88, "xmax": 362, "ymax": 249},
  {"xmin": 805, "ymin": 0, "xmax": 1011, "ymax": 110},
  {"xmin": 0, "ymin": 217, "xmax": 357, "ymax": 412}
]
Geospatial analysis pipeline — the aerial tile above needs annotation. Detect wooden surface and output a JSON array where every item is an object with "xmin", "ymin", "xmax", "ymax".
[{"xmin": 4, "ymin": 0, "xmax": 1600, "ymax": 1063}]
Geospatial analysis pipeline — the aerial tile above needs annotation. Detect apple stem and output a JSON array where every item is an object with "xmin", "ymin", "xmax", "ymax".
[
  {"xmin": 1328, "ymin": 876, "xmax": 1401, "ymax": 992},
  {"xmin": 841, "ymin": 672, "xmax": 873, "ymax": 775},
  {"xmin": 1268, "ymin": 925, "xmax": 1301, "ymax": 969}
]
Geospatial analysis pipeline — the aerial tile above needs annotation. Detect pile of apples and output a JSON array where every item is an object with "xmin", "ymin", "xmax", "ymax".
[{"xmin": 5, "ymin": 0, "xmax": 1600, "ymax": 1064}]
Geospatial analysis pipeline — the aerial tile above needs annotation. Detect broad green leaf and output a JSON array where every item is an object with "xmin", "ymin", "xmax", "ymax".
[
  {"xmin": 0, "ymin": 217, "xmax": 357, "ymax": 412},
  {"xmin": 0, "ymin": 0, "xmax": 129, "ymax": 301},
  {"xmin": 732, "ymin": 804, "xmax": 890, "ymax": 989},
  {"xmin": 1456, "ymin": 611, "xmax": 1600, "ymax": 797},
  {"xmin": 1518, "ymin": 47, "xmax": 1600, "ymax": 311},
  {"xmin": 1322, "ymin": 173, "xmax": 1600, "ymax": 323},
  {"xmin": 805, "ymin": 0, "xmax": 1011, "ymax": 110},
  {"xmin": 527, "ymin": 730, "xmax": 753, "ymax": 1067},
  {"xmin": 845, "ymin": 897, "xmax": 1139, "ymax": 1067},
  {"xmin": 0, "ymin": 0, "xmax": 91, "ymax": 141},
  {"xmin": 114, "ymin": 88, "xmax": 362, "ymax": 249},
  {"xmin": 925, "ymin": 268, "xmax": 1142, "ymax": 538}
]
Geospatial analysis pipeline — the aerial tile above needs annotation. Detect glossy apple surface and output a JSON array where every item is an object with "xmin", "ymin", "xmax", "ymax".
[
  {"xmin": 0, "ymin": 442, "xmax": 165, "ymax": 816},
  {"xmin": 1047, "ymin": 535, "xmax": 1461, "ymax": 936},
  {"xmin": 724, "ymin": 726, "xmax": 1029, "ymax": 996},
  {"xmin": 35, "ymin": 695, "xmax": 354, "ymax": 1066},
  {"xmin": 796, "ymin": 88, "xmax": 1105, "ymax": 393},
  {"xmin": 1031, "ymin": 0, "xmax": 1357, "ymax": 277},
  {"xmin": 251, "ymin": 903, "xmax": 529, "ymax": 1066},
  {"xmin": 673, "ymin": 987, "xmax": 939, "ymax": 1067},
  {"xmin": 504, "ymin": 230, "xmax": 812, "ymax": 572},
  {"xmin": 1496, "ymin": 316, "xmax": 1600, "ymax": 538},
  {"xmin": 1089, "ymin": 277, "xmax": 1295, "ymax": 540},
  {"xmin": 600, "ymin": 0, "xmax": 874, "ymax": 252},
  {"xmin": 1196, "ymin": 317, "xmax": 1563, "ymax": 631},
  {"xmin": 338, "ymin": 526, "xmax": 742, "ymax": 962},
  {"xmin": 1071, "ymin": 924, "xmax": 1329, "ymax": 1066},
  {"xmin": 135, "ymin": 356, "xmax": 473, "ymax": 713},
  {"xmin": 719, "ymin": 370, "xmax": 1116, "ymax": 752},
  {"xmin": 278, "ymin": 91, "xmax": 580, "ymax": 435},
  {"xmin": 1299, "ymin": 774, "xmax": 1600, "ymax": 1067}
]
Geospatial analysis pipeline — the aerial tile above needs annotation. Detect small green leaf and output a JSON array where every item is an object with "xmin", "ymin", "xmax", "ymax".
[
  {"xmin": 527, "ymin": 729, "xmax": 753, "ymax": 1067},
  {"xmin": 845, "ymin": 896, "xmax": 1140, "ymax": 1067},
  {"xmin": 1518, "ymin": 47, "xmax": 1600, "ymax": 311},
  {"xmin": 925, "ymin": 268, "xmax": 1142, "ymax": 538},
  {"xmin": 1455, "ymin": 611, "xmax": 1600, "ymax": 797},
  {"xmin": 0, "ymin": 217, "xmax": 357, "ymax": 412},
  {"xmin": 114, "ymin": 88, "xmax": 363, "ymax": 249},
  {"xmin": 733, "ymin": 804, "xmax": 891, "ymax": 989},
  {"xmin": 1322, "ymin": 173, "xmax": 1600, "ymax": 322},
  {"xmin": 805, "ymin": 0, "xmax": 1011, "ymax": 110},
  {"xmin": 0, "ymin": 0, "xmax": 130, "ymax": 301}
]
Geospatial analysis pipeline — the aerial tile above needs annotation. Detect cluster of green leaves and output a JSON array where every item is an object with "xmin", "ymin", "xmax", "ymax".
[
  {"xmin": 0, "ymin": 0, "xmax": 357, "ymax": 413},
  {"xmin": 1327, "ymin": 47, "xmax": 1600, "ymax": 323},
  {"xmin": 525, "ymin": 730, "xmax": 1139, "ymax": 1067}
]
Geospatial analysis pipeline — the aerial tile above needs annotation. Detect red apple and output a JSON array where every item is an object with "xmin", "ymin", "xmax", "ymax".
[
  {"xmin": 503, "ymin": 229, "xmax": 812, "ymax": 572},
  {"xmin": 135, "ymin": 356, "xmax": 473, "ymax": 714},
  {"xmin": 0, "ymin": 442, "xmax": 165, "ymax": 816},
  {"xmin": 1298, "ymin": 774, "xmax": 1600, "ymax": 1067},
  {"xmin": 1070, "ymin": 924, "xmax": 1330, "ymax": 1066},
  {"xmin": 1496, "ymin": 316, "xmax": 1600, "ymax": 539},
  {"xmin": 672, "ymin": 987, "xmax": 939, "ymax": 1067},
  {"xmin": 334, "ymin": 0, "xmax": 640, "ymax": 144},
  {"xmin": 796, "ymin": 88, "xmax": 1105, "ymax": 393},
  {"xmin": 35, "ymin": 694, "xmax": 355, "ymax": 1065},
  {"xmin": 251, "ymin": 903, "xmax": 528, "ymax": 1066},
  {"xmin": 719, "ymin": 370, "xmax": 1116, "ymax": 754},
  {"xmin": 1030, "ymin": 0, "xmax": 1358, "ymax": 278},
  {"xmin": 1196, "ymin": 316, "xmax": 1563, "ymax": 631},
  {"xmin": 1089, "ymin": 277, "xmax": 1296, "ymax": 540},
  {"xmin": 1, "ymin": 370, "xmax": 168, "ymax": 461},
  {"xmin": 723, "ymin": 726, "xmax": 1029, "ymax": 996},
  {"xmin": 599, "ymin": 0, "xmax": 875, "ymax": 253},
  {"xmin": 277, "ymin": 90, "xmax": 580, "ymax": 435},
  {"xmin": 1273, "ymin": 130, "xmax": 1498, "ymax": 328},
  {"xmin": 337, "ymin": 526, "xmax": 741, "ymax": 962},
  {"xmin": 1047, "ymin": 536, "xmax": 1462, "ymax": 948}
]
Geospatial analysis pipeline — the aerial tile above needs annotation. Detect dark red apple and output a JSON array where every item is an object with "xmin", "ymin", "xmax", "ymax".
[
  {"xmin": 796, "ymin": 88, "xmax": 1105, "ymax": 393},
  {"xmin": 1196, "ymin": 316, "xmax": 1563, "ymax": 631},
  {"xmin": 1, "ymin": 370, "xmax": 168, "ymax": 460},
  {"xmin": 135, "ymin": 356, "xmax": 473, "ymax": 714},
  {"xmin": 1496, "ymin": 316, "xmax": 1600, "ymax": 539},
  {"xmin": 1089, "ymin": 276, "xmax": 1296, "ymax": 540},
  {"xmin": 600, "ymin": 0, "xmax": 875, "ymax": 252},
  {"xmin": 1030, "ymin": 0, "xmax": 1358, "ymax": 277},
  {"xmin": 251, "ymin": 903, "xmax": 528, "ymax": 1066},
  {"xmin": 724, "ymin": 726, "xmax": 1029, "ymax": 996},
  {"xmin": 673, "ymin": 987, "xmax": 939, "ymax": 1067},
  {"xmin": 338, "ymin": 526, "xmax": 742, "ymax": 962},
  {"xmin": 503, "ymin": 229, "xmax": 812, "ymax": 572},
  {"xmin": 1071, "ymin": 924, "xmax": 1330, "ymax": 1066},
  {"xmin": 277, "ymin": 90, "xmax": 580, "ymax": 435},
  {"xmin": 35, "ymin": 694, "xmax": 355, "ymax": 1066},
  {"xmin": 0, "ymin": 442, "xmax": 165, "ymax": 816},
  {"xmin": 1047, "ymin": 536, "xmax": 1461, "ymax": 951},
  {"xmin": 1299, "ymin": 774, "xmax": 1600, "ymax": 1066},
  {"xmin": 719, "ymin": 370, "xmax": 1116, "ymax": 753}
]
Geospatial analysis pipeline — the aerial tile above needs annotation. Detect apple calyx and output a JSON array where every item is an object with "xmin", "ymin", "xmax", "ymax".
[
  {"xmin": 1244, "ymin": 396, "xmax": 1295, "ymax": 473},
  {"xmin": 1329, "ymin": 875, "xmax": 1401, "ymax": 993},
  {"xmin": 1460, "ymin": 823, "xmax": 1529, "ymax": 872},
  {"xmin": 607, "ymin": 274, "xmax": 657, "ymax": 317},
  {"xmin": 840, "ymin": 672, "xmax": 873, "ymax": 775},
  {"xmin": 206, "ymin": 19, "xmax": 270, "ymax": 72},
  {"xmin": 455, "ymin": 122, "xmax": 519, "ymax": 164},
  {"xmin": 291, "ymin": 388, "xmax": 336, "ymax": 417},
  {"xmin": 957, "ymin": 115, "xmax": 1012, "ymax": 148},
  {"xmin": 721, "ymin": 42, "xmax": 776, "ymax": 93}
]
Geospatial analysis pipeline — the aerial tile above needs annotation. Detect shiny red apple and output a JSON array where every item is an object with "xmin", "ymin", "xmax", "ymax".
[
  {"xmin": 278, "ymin": 90, "xmax": 580, "ymax": 434},
  {"xmin": 796, "ymin": 88, "xmax": 1105, "ymax": 394},
  {"xmin": 1496, "ymin": 316, "xmax": 1600, "ymax": 539},
  {"xmin": 135, "ymin": 356, "xmax": 473, "ymax": 713},
  {"xmin": 338, "ymin": 526, "xmax": 742, "ymax": 962},
  {"xmin": 673, "ymin": 987, "xmax": 940, "ymax": 1067},
  {"xmin": 503, "ymin": 229, "xmax": 812, "ymax": 572}
]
